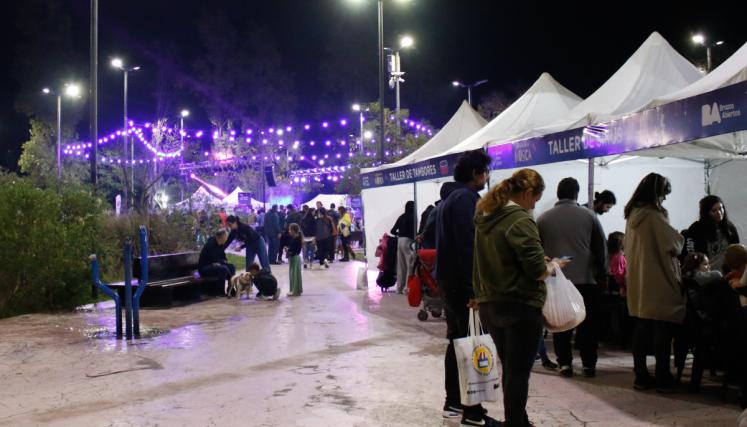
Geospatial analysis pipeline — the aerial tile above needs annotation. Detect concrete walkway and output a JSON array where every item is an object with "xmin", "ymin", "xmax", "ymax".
[{"xmin": 0, "ymin": 260, "xmax": 741, "ymax": 426}]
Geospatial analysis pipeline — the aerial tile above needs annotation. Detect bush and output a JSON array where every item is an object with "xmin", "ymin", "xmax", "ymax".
[{"xmin": 0, "ymin": 175, "xmax": 104, "ymax": 317}]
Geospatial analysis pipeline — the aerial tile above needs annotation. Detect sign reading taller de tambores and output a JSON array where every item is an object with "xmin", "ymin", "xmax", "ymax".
[
  {"xmin": 359, "ymin": 153, "xmax": 463, "ymax": 189},
  {"xmin": 238, "ymin": 192, "xmax": 253, "ymax": 206}
]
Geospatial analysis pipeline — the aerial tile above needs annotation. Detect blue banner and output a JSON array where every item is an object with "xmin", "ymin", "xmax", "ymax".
[
  {"xmin": 360, "ymin": 152, "xmax": 463, "ymax": 189},
  {"xmin": 488, "ymin": 79, "xmax": 747, "ymax": 168}
]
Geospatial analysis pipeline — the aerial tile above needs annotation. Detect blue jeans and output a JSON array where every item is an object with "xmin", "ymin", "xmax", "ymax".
[
  {"xmin": 303, "ymin": 240, "xmax": 315, "ymax": 265},
  {"xmin": 267, "ymin": 235, "xmax": 280, "ymax": 264},
  {"xmin": 245, "ymin": 237, "xmax": 271, "ymax": 272}
]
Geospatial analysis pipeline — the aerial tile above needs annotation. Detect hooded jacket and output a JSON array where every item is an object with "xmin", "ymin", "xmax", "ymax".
[
  {"xmin": 624, "ymin": 206, "xmax": 685, "ymax": 323},
  {"xmin": 473, "ymin": 204, "xmax": 548, "ymax": 309},
  {"xmin": 435, "ymin": 182, "xmax": 479, "ymax": 299}
]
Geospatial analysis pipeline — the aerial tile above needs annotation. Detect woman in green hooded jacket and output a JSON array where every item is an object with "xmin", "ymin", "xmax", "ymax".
[{"xmin": 473, "ymin": 168, "xmax": 568, "ymax": 427}]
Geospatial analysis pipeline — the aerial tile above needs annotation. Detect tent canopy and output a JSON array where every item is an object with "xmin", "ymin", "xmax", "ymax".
[
  {"xmin": 523, "ymin": 32, "xmax": 702, "ymax": 138},
  {"xmin": 176, "ymin": 186, "xmax": 223, "ymax": 208},
  {"xmin": 362, "ymin": 101, "xmax": 486, "ymax": 173},
  {"xmin": 435, "ymin": 73, "xmax": 582, "ymax": 156},
  {"xmin": 221, "ymin": 187, "xmax": 245, "ymax": 205},
  {"xmin": 302, "ymin": 194, "xmax": 349, "ymax": 209}
]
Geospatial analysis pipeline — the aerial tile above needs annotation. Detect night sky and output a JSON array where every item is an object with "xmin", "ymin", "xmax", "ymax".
[{"xmin": 0, "ymin": 1, "xmax": 744, "ymax": 171}]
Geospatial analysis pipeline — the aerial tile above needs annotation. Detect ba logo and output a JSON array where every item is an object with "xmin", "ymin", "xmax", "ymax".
[
  {"xmin": 439, "ymin": 160, "xmax": 449, "ymax": 175},
  {"xmin": 374, "ymin": 174, "xmax": 384, "ymax": 185},
  {"xmin": 472, "ymin": 344, "xmax": 494, "ymax": 376},
  {"xmin": 362, "ymin": 176, "xmax": 370, "ymax": 187},
  {"xmin": 702, "ymin": 102, "xmax": 721, "ymax": 127}
]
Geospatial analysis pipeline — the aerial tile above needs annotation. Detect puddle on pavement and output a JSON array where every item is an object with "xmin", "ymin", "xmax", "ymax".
[{"xmin": 83, "ymin": 326, "xmax": 169, "ymax": 340}]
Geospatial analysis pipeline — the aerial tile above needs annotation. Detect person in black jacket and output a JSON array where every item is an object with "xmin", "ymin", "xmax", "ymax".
[
  {"xmin": 301, "ymin": 209, "xmax": 317, "ymax": 268},
  {"xmin": 416, "ymin": 200, "xmax": 440, "ymax": 249},
  {"xmin": 247, "ymin": 263, "xmax": 280, "ymax": 300},
  {"xmin": 434, "ymin": 149, "xmax": 497, "ymax": 426},
  {"xmin": 198, "ymin": 230, "xmax": 235, "ymax": 295},
  {"xmin": 391, "ymin": 200, "xmax": 416, "ymax": 294},
  {"xmin": 683, "ymin": 195, "xmax": 740, "ymax": 272},
  {"xmin": 226, "ymin": 215, "xmax": 271, "ymax": 272}
]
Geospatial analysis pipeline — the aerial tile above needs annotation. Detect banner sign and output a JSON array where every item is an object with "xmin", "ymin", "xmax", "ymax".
[
  {"xmin": 360, "ymin": 152, "xmax": 463, "ymax": 189},
  {"xmin": 238, "ymin": 192, "xmax": 253, "ymax": 205},
  {"xmin": 488, "ymin": 79, "xmax": 747, "ymax": 169}
]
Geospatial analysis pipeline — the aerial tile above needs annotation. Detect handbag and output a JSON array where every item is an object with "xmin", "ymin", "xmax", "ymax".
[{"xmin": 453, "ymin": 308, "xmax": 500, "ymax": 406}]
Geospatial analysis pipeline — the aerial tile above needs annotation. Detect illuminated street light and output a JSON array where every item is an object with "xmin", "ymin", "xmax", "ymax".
[
  {"xmin": 451, "ymin": 79, "xmax": 489, "ymax": 106},
  {"xmin": 111, "ymin": 56, "xmax": 141, "ymax": 211},
  {"xmin": 42, "ymin": 82, "xmax": 83, "ymax": 183},
  {"xmin": 691, "ymin": 33, "xmax": 725, "ymax": 72}
]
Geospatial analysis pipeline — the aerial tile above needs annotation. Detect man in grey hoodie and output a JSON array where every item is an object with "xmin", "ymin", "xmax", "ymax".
[{"xmin": 537, "ymin": 177, "xmax": 607, "ymax": 378}]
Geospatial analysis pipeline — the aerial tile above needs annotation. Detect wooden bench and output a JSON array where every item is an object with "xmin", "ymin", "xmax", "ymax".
[{"xmin": 109, "ymin": 252, "xmax": 226, "ymax": 307}]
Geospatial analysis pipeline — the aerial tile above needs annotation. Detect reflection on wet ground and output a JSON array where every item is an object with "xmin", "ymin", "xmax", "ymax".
[{"xmin": 0, "ymin": 260, "xmax": 741, "ymax": 426}]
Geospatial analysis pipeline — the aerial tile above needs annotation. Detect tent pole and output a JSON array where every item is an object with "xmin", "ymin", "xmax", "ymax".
[
  {"xmin": 413, "ymin": 182, "xmax": 418, "ymax": 239},
  {"xmin": 704, "ymin": 161, "xmax": 711, "ymax": 195},
  {"xmin": 587, "ymin": 158, "xmax": 595, "ymax": 209}
]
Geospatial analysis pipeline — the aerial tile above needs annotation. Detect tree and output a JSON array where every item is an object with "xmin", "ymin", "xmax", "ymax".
[
  {"xmin": 335, "ymin": 102, "xmax": 432, "ymax": 195},
  {"xmin": 477, "ymin": 91, "xmax": 515, "ymax": 121},
  {"xmin": 18, "ymin": 118, "xmax": 88, "ymax": 188}
]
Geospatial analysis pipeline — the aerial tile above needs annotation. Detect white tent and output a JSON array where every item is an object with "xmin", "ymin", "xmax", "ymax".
[
  {"xmin": 522, "ymin": 32, "xmax": 703, "ymax": 138},
  {"xmin": 362, "ymin": 100, "xmax": 487, "ymax": 174},
  {"xmin": 221, "ymin": 187, "xmax": 245, "ymax": 205},
  {"xmin": 302, "ymin": 193, "xmax": 350, "ymax": 210},
  {"xmin": 361, "ymin": 102, "xmax": 487, "ymax": 266},
  {"xmin": 434, "ymin": 72, "xmax": 582, "ymax": 156},
  {"xmin": 175, "ymin": 186, "xmax": 223, "ymax": 209}
]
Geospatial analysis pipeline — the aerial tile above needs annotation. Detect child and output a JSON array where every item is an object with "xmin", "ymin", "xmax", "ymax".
[
  {"xmin": 247, "ymin": 263, "xmax": 280, "ymax": 300},
  {"xmin": 682, "ymin": 252, "xmax": 723, "ymax": 287},
  {"xmin": 287, "ymin": 223, "xmax": 303, "ymax": 297},
  {"xmin": 724, "ymin": 244, "xmax": 747, "ymax": 315},
  {"xmin": 607, "ymin": 231, "xmax": 627, "ymax": 296}
]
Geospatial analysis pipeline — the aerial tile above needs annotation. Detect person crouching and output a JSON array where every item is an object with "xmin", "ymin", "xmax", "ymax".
[
  {"xmin": 247, "ymin": 263, "xmax": 280, "ymax": 300},
  {"xmin": 197, "ymin": 229, "xmax": 236, "ymax": 296}
]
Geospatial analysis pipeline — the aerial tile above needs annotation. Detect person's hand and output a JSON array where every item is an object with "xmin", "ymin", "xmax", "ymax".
[
  {"xmin": 415, "ymin": 235, "xmax": 423, "ymax": 244},
  {"xmin": 730, "ymin": 277, "xmax": 744, "ymax": 290},
  {"xmin": 212, "ymin": 262, "xmax": 222, "ymax": 267},
  {"xmin": 467, "ymin": 299, "xmax": 479, "ymax": 309},
  {"xmin": 551, "ymin": 258, "xmax": 572, "ymax": 269}
]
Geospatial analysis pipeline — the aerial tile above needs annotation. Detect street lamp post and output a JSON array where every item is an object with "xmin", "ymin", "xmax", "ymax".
[
  {"xmin": 387, "ymin": 35, "xmax": 413, "ymax": 136},
  {"xmin": 179, "ymin": 109, "xmax": 190, "ymax": 202},
  {"xmin": 451, "ymin": 79, "xmax": 489, "ymax": 106},
  {"xmin": 377, "ymin": 0, "xmax": 385, "ymax": 163},
  {"xmin": 691, "ymin": 33, "xmax": 724, "ymax": 72},
  {"xmin": 111, "ymin": 58, "xmax": 140, "ymax": 212},
  {"xmin": 42, "ymin": 84, "xmax": 82, "ymax": 184},
  {"xmin": 352, "ymin": 103, "xmax": 364, "ymax": 151}
]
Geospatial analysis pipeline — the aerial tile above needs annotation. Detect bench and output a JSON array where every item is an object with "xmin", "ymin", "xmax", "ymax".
[{"xmin": 109, "ymin": 252, "xmax": 226, "ymax": 307}]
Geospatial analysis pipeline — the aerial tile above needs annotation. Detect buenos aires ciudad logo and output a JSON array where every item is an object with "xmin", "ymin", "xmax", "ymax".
[{"xmin": 472, "ymin": 344, "xmax": 494, "ymax": 375}]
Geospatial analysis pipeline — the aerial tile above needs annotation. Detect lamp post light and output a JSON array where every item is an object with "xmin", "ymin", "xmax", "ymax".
[
  {"xmin": 387, "ymin": 34, "xmax": 414, "ymax": 135},
  {"xmin": 451, "ymin": 79, "xmax": 488, "ymax": 106},
  {"xmin": 42, "ymin": 83, "xmax": 82, "ymax": 184},
  {"xmin": 111, "ymin": 57, "xmax": 140, "ymax": 212},
  {"xmin": 179, "ymin": 109, "xmax": 190, "ymax": 202},
  {"xmin": 691, "ymin": 33, "xmax": 724, "ymax": 73}
]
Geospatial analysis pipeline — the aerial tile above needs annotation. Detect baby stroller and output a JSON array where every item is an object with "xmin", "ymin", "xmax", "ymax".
[
  {"xmin": 375, "ymin": 233, "xmax": 398, "ymax": 292},
  {"xmin": 407, "ymin": 248, "xmax": 443, "ymax": 321}
]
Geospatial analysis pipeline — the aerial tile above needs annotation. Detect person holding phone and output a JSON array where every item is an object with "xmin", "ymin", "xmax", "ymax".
[{"xmin": 537, "ymin": 177, "xmax": 608, "ymax": 378}]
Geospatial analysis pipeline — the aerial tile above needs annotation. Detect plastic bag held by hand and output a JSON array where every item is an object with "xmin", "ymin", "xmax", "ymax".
[{"xmin": 542, "ymin": 267, "xmax": 586, "ymax": 332}]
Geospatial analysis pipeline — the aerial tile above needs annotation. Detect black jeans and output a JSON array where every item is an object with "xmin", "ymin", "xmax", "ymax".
[
  {"xmin": 552, "ymin": 283, "xmax": 600, "ymax": 368},
  {"xmin": 198, "ymin": 263, "xmax": 236, "ymax": 293},
  {"xmin": 480, "ymin": 301, "xmax": 543, "ymax": 427},
  {"xmin": 632, "ymin": 317, "xmax": 676, "ymax": 386},
  {"xmin": 316, "ymin": 237, "xmax": 331, "ymax": 264},
  {"xmin": 438, "ymin": 280, "xmax": 485, "ymax": 418},
  {"xmin": 340, "ymin": 234, "xmax": 352, "ymax": 259}
]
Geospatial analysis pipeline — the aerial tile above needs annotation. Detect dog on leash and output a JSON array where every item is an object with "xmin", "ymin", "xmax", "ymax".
[{"xmin": 229, "ymin": 272, "xmax": 253, "ymax": 300}]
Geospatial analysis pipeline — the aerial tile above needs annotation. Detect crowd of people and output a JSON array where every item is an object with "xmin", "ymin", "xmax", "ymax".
[
  {"xmin": 385, "ymin": 149, "xmax": 746, "ymax": 426},
  {"xmin": 193, "ymin": 201, "xmax": 360, "ymax": 300}
]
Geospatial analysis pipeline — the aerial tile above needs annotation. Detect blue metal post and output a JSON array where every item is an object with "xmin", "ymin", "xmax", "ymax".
[
  {"xmin": 123, "ymin": 240, "xmax": 134, "ymax": 340},
  {"xmin": 90, "ymin": 255, "xmax": 122, "ymax": 339},
  {"xmin": 133, "ymin": 226, "xmax": 149, "ymax": 338}
]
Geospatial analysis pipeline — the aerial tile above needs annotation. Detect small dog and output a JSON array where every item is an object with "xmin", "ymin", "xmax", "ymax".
[{"xmin": 229, "ymin": 272, "xmax": 253, "ymax": 300}]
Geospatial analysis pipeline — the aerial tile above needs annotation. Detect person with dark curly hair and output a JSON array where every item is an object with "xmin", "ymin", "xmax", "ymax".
[{"xmin": 683, "ymin": 195, "xmax": 740, "ymax": 272}]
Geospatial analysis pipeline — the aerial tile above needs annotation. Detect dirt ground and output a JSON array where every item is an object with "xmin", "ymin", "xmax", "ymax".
[{"xmin": 0, "ymin": 260, "xmax": 742, "ymax": 426}]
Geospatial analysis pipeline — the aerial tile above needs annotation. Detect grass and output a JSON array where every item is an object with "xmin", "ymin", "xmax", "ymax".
[{"xmin": 227, "ymin": 253, "xmax": 246, "ymax": 269}]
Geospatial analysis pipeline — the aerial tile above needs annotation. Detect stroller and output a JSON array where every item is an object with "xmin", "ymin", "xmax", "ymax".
[
  {"xmin": 407, "ymin": 248, "xmax": 443, "ymax": 321},
  {"xmin": 375, "ymin": 233, "xmax": 398, "ymax": 292}
]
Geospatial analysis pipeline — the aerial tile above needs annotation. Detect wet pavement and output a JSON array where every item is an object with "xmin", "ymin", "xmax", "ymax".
[{"xmin": 0, "ymin": 260, "xmax": 741, "ymax": 426}]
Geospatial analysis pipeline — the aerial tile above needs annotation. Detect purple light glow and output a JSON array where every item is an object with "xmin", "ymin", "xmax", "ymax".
[
  {"xmin": 325, "ymin": 140, "xmax": 331, "ymax": 146},
  {"xmin": 262, "ymin": 139, "xmax": 268, "ymax": 144},
  {"xmin": 230, "ymin": 130, "xmax": 236, "ymax": 136},
  {"xmin": 310, "ymin": 141, "xmax": 315, "ymax": 146},
  {"xmin": 322, "ymin": 122, "xmax": 328, "ymax": 128},
  {"xmin": 196, "ymin": 131, "xmax": 204, "ymax": 137},
  {"xmin": 269, "ymin": 128, "xmax": 275, "ymax": 134},
  {"xmin": 340, "ymin": 119, "xmax": 347, "ymax": 126},
  {"xmin": 311, "ymin": 155, "xmax": 317, "ymax": 160},
  {"xmin": 286, "ymin": 126, "xmax": 292, "ymax": 132},
  {"xmin": 246, "ymin": 129, "xmax": 253, "ymax": 135},
  {"xmin": 304, "ymin": 124, "xmax": 310, "ymax": 130},
  {"xmin": 319, "ymin": 160, "xmax": 325, "ymax": 165}
]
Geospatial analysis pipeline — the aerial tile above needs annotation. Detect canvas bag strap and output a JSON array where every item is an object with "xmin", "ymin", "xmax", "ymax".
[{"xmin": 468, "ymin": 308, "xmax": 484, "ymax": 337}]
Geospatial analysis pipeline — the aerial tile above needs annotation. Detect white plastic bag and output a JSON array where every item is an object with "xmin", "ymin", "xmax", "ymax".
[
  {"xmin": 454, "ymin": 309, "xmax": 500, "ymax": 406},
  {"xmin": 356, "ymin": 265, "xmax": 369, "ymax": 290},
  {"xmin": 542, "ymin": 267, "xmax": 586, "ymax": 332}
]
